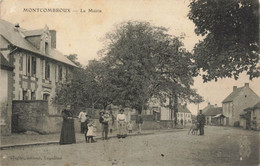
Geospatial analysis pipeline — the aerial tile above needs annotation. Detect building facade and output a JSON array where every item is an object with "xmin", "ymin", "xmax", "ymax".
[
  {"xmin": 203, "ymin": 106, "xmax": 222, "ymax": 125},
  {"xmin": 222, "ymin": 83, "xmax": 260, "ymax": 126},
  {"xmin": 0, "ymin": 19, "xmax": 76, "ymax": 103},
  {"xmin": 242, "ymin": 102, "xmax": 260, "ymax": 130},
  {"xmin": 0, "ymin": 53, "xmax": 14, "ymax": 135},
  {"xmin": 0, "ymin": 19, "xmax": 77, "ymax": 134},
  {"xmin": 147, "ymin": 97, "xmax": 192, "ymax": 123},
  {"xmin": 176, "ymin": 104, "xmax": 192, "ymax": 125}
]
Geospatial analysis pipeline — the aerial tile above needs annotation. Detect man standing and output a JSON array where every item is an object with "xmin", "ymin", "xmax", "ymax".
[
  {"xmin": 136, "ymin": 113, "xmax": 143, "ymax": 134},
  {"xmin": 197, "ymin": 109, "xmax": 206, "ymax": 135},
  {"xmin": 78, "ymin": 110, "xmax": 87, "ymax": 134}
]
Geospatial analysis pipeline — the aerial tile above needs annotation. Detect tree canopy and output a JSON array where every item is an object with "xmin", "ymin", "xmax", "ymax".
[
  {"xmin": 188, "ymin": 0, "xmax": 259, "ymax": 82},
  {"xmin": 54, "ymin": 21, "xmax": 203, "ymax": 116},
  {"xmin": 101, "ymin": 21, "xmax": 203, "ymax": 112}
]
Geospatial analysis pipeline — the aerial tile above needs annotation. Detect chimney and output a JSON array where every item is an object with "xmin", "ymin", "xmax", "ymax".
[
  {"xmin": 50, "ymin": 30, "xmax": 56, "ymax": 48},
  {"xmin": 245, "ymin": 83, "xmax": 249, "ymax": 87},
  {"xmin": 14, "ymin": 23, "xmax": 20, "ymax": 31},
  {"xmin": 233, "ymin": 86, "xmax": 237, "ymax": 92}
]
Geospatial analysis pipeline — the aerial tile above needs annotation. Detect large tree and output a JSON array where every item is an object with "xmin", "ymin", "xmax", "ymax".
[
  {"xmin": 101, "ymin": 21, "xmax": 203, "ymax": 116},
  {"xmin": 154, "ymin": 36, "xmax": 203, "ymax": 125},
  {"xmin": 188, "ymin": 0, "xmax": 259, "ymax": 82},
  {"xmin": 53, "ymin": 58, "xmax": 113, "ymax": 113}
]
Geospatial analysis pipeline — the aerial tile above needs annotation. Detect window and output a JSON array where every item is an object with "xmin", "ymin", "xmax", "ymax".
[
  {"xmin": 31, "ymin": 91, "xmax": 36, "ymax": 100},
  {"xmin": 32, "ymin": 57, "xmax": 36, "ymax": 77},
  {"xmin": 45, "ymin": 42, "xmax": 49, "ymax": 55},
  {"xmin": 45, "ymin": 61, "xmax": 50, "ymax": 80},
  {"xmin": 23, "ymin": 90, "xmax": 28, "ymax": 100},
  {"xmin": 24, "ymin": 55, "xmax": 37, "ymax": 77},
  {"xmin": 43, "ymin": 93, "xmax": 50, "ymax": 101},
  {"xmin": 27, "ymin": 56, "xmax": 31, "ymax": 75},
  {"xmin": 58, "ymin": 65, "xmax": 62, "ymax": 81},
  {"xmin": 65, "ymin": 67, "xmax": 68, "ymax": 81}
]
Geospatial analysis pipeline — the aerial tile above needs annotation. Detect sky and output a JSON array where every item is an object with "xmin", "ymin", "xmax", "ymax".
[{"xmin": 1, "ymin": 0, "xmax": 259, "ymax": 114}]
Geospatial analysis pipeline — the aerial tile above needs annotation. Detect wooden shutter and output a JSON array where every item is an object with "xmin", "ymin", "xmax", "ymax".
[{"xmin": 22, "ymin": 55, "xmax": 26, "ymax": 75}]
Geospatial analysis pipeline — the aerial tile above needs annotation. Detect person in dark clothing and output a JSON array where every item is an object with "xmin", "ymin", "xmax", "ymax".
[
  {"xmin": 197, "ymin": 110, "xmax": 206, "ymax": 135},
  {"xmin": 60, "ymin": 105, "xmax": 76, "ymax": 145},
  {"xmin": 180, "ymin": 119, "xmax": 184, "ymax": 126},
  {"xmin": 84, "ymin": 114, "xmax": 90, "ymax": 142},
  {"xmin": 136, "ymin": 113, "xmax": 143, "ymax": 134},
  {"xmin": 99, "ymin": 111, "xmax": 109, "ymax": 140}
]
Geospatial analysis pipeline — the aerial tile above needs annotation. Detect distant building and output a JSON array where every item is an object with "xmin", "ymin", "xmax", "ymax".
[
  {"xmin": 176, "ymin": 104, "xmax": 192, "ymax": 124},
  {"xmin": 222, "ymin": 83, "xmax": 260, "ymax": 126},
  {"xmin": 203, "ymin": 106, "xmax": 223, "ymax": 125},
  {"xmin": 202, "ymin": 102, "xmax": 215, "ymax": 114},
  {"xmin": 241, "ymin": 102, "xmax": 260, "ymax": 130},
  {"xmin": 146, "ymin": 97, "xmax": 192, "ymax": 123}
]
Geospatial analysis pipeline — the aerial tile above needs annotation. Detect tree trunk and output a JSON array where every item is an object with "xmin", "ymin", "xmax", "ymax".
[
  {"xmin": 92, "ymin": 103, "xmax": 95, "ymax": 115},
  {"xmin": 173, "ymin": 94, "xmax": 178, "ymax": 128},
  {"xmin": 169, "ymin": 95, "xmax": 174, "ymax": 128}
]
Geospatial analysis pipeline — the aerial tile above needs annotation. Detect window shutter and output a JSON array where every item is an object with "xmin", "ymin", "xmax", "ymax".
[
  {"xmin": 36, "ymin": 58, "xmax": 41, "ymax": 78},
  {"xmin": 55, "ymin": 65, "xmax": 58, "ymax": 82},
  {"xmin": 42, "ymin": 60, "xmax": 45, "ymax": 79},
  {"xmin": 22, "ymin": 55, "xmax": 26, "ymax": 75},
  {"xmin": 19, "ymin": 88, "xmax": 23, "ymax": 100},
  {"xmin": 28, "ymin": 89, "xmax": 31, "ymax": 100}
]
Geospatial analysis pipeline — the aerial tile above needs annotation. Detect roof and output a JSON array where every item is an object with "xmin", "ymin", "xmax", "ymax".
[
  {"xmin": 222, "ymin": 87, "xmax": 243, "ymax": 103},
  {"xmin": 177, "ymin": 104, "xmax": 191, "ymax": 113},
  {"xmin": 244, "ymin": 101, "xmax": 260, "ymax": 111},
  {"xmin": 0, "ymin": 19, "xmax": 77, "ymax": 67},
  {"xmin": 0, "ymin": 52, "xmax": 14, "ymax": 70},
  {"xmin": 212, "ymin": 114, "xmax": 225, "ymax": 118},
  {"xmin": 252, "ymin": 101, "xmax": 260, "ymax": 109},
  {"xmin": 23, "ymin": 29, "xmax": 44, "ymax": 37},
  {"xmin": 202, "ymin": 104, "xmax": 215, "ymax": 114},
  {"xmin": 204, "ymin": 107, "xmax": 222, "ymax": 116}
]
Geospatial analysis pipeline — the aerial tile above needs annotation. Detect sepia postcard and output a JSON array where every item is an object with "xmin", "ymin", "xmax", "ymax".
[{"xmin": 0, "ymin": 0, "xmax": 259, "ymax": 165}]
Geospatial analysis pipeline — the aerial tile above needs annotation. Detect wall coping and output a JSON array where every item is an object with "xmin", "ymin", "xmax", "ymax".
[{"xmin": 13, "ymin": 100, "xmax": 47, "ymax": 103}]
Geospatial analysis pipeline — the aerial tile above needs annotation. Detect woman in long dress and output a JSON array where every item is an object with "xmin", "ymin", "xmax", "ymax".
[
  {"xmin": 59, "ymin": 104, "xmax": 76, "ymax": 145},
  {"xmin": 117, "ymin": 109, "xmax": 127, "ymax": 138}
]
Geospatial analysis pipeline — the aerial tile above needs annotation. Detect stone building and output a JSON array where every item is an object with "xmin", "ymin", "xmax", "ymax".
[
  {"xmin": 0, "ymin": 19, "xmax": 77, "ymax": 134},
  {"xmin": 241, "ymin": 102, "xmax": 260, "ymax": 130},
  {"xmin": 222, "ymin": 83, "xmax": 260, "ymax": 126},
  {"xmin": 203, "ymin": 106, "xmax": 222, "ymax": 125},
  {"xmin": 0, "ymin": 19, "xmax": 76, "ymax": 102},
  {"xmin": 0, "ymin": 53, "xmax": 14, "ymax": 135},
  {"xmin": 201, "ymin": 102, "xmax": 215, "ymax": 114}
]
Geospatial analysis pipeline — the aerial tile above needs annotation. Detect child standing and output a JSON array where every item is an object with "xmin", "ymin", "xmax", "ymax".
[
  {"xmin": 86, "ymin": 117, "xmax": 97, "ymax": 143},
  {"xmin": 127, "ymin": 121, "xmax": 133, "ymax": 134}
]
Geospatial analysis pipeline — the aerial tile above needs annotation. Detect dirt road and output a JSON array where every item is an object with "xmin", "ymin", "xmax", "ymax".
[{"xmin": 1, "ymin": 126, "xmax": 259, "ymax": 166}]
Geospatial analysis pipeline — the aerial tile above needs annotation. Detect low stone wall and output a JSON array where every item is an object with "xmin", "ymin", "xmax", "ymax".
[
  {"xmin": 12, "ymin": 101, "xmax": 180, "ymax": 134},
  {"xmin": 12, "ymin": 100, "xmax": 48, "ymax": 133}
]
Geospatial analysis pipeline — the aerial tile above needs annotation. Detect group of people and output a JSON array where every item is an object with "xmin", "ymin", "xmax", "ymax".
[{"xmin": 59, "ymin": 105, "xmax": 143, "ymax": 145}]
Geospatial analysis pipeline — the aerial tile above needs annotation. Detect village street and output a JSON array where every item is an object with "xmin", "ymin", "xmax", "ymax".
[{"xmin": 1, "ymin": 126, "xmax": 259, "ymax": 166}]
